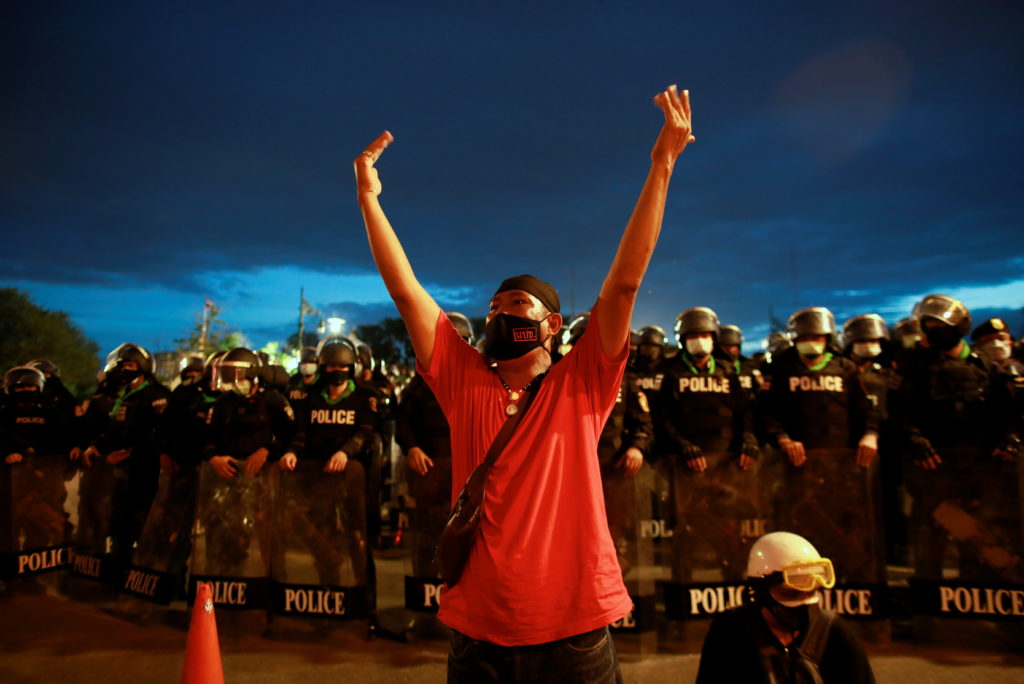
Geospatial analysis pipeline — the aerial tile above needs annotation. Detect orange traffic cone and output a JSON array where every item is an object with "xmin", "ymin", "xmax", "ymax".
[{"xmin": 181, "ymin": 582, "xmax": 225, "ymax": 684}]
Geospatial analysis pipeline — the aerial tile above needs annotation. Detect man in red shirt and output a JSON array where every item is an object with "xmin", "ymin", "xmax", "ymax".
[{"xmin": 355, "ymin": 85, "xmax": 694, "ymax": 682}]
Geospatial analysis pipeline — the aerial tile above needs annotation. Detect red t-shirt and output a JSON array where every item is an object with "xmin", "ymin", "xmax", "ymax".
[{"xmin": 417, "ymin": 307, "xmax": 632, "ymax": 645}]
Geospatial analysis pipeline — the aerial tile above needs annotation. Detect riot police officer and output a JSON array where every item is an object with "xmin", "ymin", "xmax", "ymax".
[
  {"xmin": 280, "ymin": 338, "xmax": 377, "ymax": 620},
  {"xmin": 1, "ymin": 366, "xmax": 75, "ymax": 590},
  {"xmin": 715, "ymin": 324, "xmax": 761, "ymax": 398},
  {"xmin": 287, "ymin": 347, "xmax": 319, "ymax": 408},
  {"xmin": 659, "ymin": 307, "xmax": 760, "ymax": 581},
  {"xmin": 78, "ymin": 343, "xmax": 170, "ymax": 566},
  {"xmin": 843, "ymin": 313, "xmax": 905, "ymax": 564},
  {"xmin": 763, "ymin": 308, "xmax": 879, "ymax": 467},
  {"xmin": 27, "ymin": 358, "xmax": 77, "ymax": 422},
  {"xmin": 761, "ymin": 308, "xmax": 883, "ymax": 585},
  {"xmin": 205, "ymin": 347, "xmax": 294, "ymax": 479},
  {"xmin": 899, "ymin": 298, "xmax": 1022, "ymax": 581},
  {"xmin": 395, "ymin": 313, "xmax": 474, "ymax": 581}
]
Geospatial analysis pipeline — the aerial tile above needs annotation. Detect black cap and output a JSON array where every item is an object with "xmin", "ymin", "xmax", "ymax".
[
  {"xmin": 971, "ymin": 317, "xmax": 1011, "ymax": 342},
  {"xmin": 494, "ymin": 274, "xmax": 560, "ymax": 314}
]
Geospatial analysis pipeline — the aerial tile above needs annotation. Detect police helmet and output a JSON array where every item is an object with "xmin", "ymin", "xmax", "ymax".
[
  {"xmin": 318, "ymin": 337, "xmax": 358, "ymax": 368},
  {"xmin": 841, "ymin": 314, "xmax": 888, "ymax": 347},
  {"xmin": 637, "ymin": 325, "xmax": 667, "ymax": 348},
  {"xmin": 203, "ymin": 350, "xmax": 227, "ymax": 382},
  {"xmin": 561, "ymin": 312, "xmax": 591, "ymax": 349},
  {"xmin": 629, "ymin": 329, "xmax": 641, "ymax": 348},
  {"xmin": 28, "ymin": 359, "xmax": 60, "ymax": 378},
  {"xmin": 356, "ymin": 343, "xmax": 375, "ymax": 373},
  {"xmin": 299, "ymin": 346, "xmax": 318, "ymax": 365},
  {"xmin": 4, "ymin": 366, "xmax": 46, "ymax": 394},
  {"xmin": 747, "ymin": 532, "xmax": 835, "ymax": 607},
  {"xmin": 447, "ymin": 312, "xmax": 475, "ymax": 344},
  {"xmin": 104, "ymin": 343, "xmax": 155, "ymax": 375},
  {"xmin": 216, "ymin": 347, "xmax": 262, "ymax": 387},
  {"xmin": 787, "ymin": 307, "xmax": 836, "ymax": 340},
  {"xmin": 765, "ymin": 331, "xmax": 793, "ymax": 357},
  {"xmin": 179, "ymin": 355, "xmax": 205, "ymax": 376},
  {"xmin": 265, "ymin": 364, "xmax": 291, "ymax": 392},
  {"xmin": 719, "ymin": 325, "xmax": 743, "ymax": 348},
  {"xmin": 674, "ymin": 307, "xmax": 720, "ymax": 347},
  {"xmin": 891, "ymin": 317, "xmax": 921, "ymax": 341},
  {"xmin": 912, "ymin": 294, "xmax": 971, "ymax": 336}
]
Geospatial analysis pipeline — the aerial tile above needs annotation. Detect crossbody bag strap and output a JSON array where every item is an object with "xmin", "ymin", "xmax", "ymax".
[{"xmin": 479, "ymin": 372, "xmax": 545, "ymax": 470}]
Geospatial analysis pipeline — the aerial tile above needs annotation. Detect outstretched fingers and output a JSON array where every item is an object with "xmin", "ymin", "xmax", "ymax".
[{"xmin": 358, "ymin": 130, "xmax": 394, "ymax": 165}]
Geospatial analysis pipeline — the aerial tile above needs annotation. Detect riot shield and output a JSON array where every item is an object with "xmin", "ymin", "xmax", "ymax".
[
  {"xmin": 402, "ymin": 455, "xmax": 450, "ymax": 637},
  {"xmin": 268, "ymin": 460, "xmax": 370, "ymax": 635},
  {"xmin": 119, "ymin": 464, "xmax": 200, "ymax": 606},
  {"xmin": 603, "ymin": 460, "xmax": 657, "ymax": 654},
  {"xmin": 660, "ymin": 451, "xmax": 766, "ymax": 652},
  {"xmin": 770, "ymin": 447, "xmax": 889, "ymax": 639},
  {"xmin": 69, "ymin": 456, "xmax": 124, "ymax": 594},
  {"xmin": 188, "ymin": 461, "xmax": 276, "ymax": 633},
  {"xmin": 904, "ymin": 446, "xmax": 1024, "ymax": 625},
  {"xmin": 1, "ymin": 453, "xmax": 77, "ymax": 593}
]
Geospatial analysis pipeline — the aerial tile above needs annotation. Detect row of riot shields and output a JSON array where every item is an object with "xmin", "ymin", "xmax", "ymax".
[{"xmin": 395, "ymin": 444, "xmax": 1023, "ymax": 650}]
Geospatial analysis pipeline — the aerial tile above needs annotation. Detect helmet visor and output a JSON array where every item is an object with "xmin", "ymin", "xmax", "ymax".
[
  {"xmin": 780, "ymin": 558, "xmax": 835, "ymax": 592},
  {"xmin": 216, "ymin": 363, "xmax": 251, "ymax": 386}
]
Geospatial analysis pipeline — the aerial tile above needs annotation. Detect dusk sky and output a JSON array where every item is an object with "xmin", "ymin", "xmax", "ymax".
[{"xmin": 3, "ymin": 1, "xmax": 1022, "ymax": 358}]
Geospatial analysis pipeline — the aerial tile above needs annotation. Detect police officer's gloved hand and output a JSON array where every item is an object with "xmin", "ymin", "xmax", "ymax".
[
  {"xmin": 909, "ymin": 434, "xmax": 941, "ymax": 470},
  {"xmin": 741, "ymin": 437, "xmax": 761, "ymax": 461},
  {"xmin": 681, "ymin": 443, "xmax": 707, "ymax": 472},
  {"xmin": 993, "ymin": 434, "xmax": 1022, "ymax": 462}
]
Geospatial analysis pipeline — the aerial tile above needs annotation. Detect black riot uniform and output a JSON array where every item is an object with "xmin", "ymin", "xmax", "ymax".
[
  {"xmin": 843, "ymin": 314, "xmax": 906, "ymax": 564},
  {"xmin": 395, "ymin": 372, "xmax": 453, "ymax": 579},
  {"xmin": 898, "ymin": 297, "xmax": 1022, "ymax": 582},
  {"xmin": 761, "ymin": 309, "xmax": 883, "ymax": 584},
  {"xmin": 287, "ymin": 346, "xmax": 319, "ymax": 410},
  {"xmin": 1, "ymin": 367, "xmax": 74, "ymax": 566},
  {"xmin": 762, "ymin": 349, "xmax": 878, "ymax": 451},
  {"xmin": 28, "ymin": 359, "xmax": 78, "ymax": 423},
  {"xmin": 204, "ymin": 386, "xmax": 294, "ymax": 464},
  {"xmin": 660, "ymin": 308, "xmax": 761, "ymax": 582},
  {"xmin": 85, "ymin": 344, "xmax": 170, "ymax": 566},
  {"xmin": 715, "ymin": 325, "xmax": 761, "ymax": 401}
]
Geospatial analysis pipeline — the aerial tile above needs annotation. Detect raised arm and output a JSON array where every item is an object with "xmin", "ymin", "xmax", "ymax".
[
  {"xmin": 355, "ymin": 132, "xmax": 442, "ymax": 368},
  {"xmin": 594, "ymin": 86, "xmax": 694, "ymax": 357}
]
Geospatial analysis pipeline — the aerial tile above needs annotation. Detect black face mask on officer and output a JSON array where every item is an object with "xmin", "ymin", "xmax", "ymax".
[
  {"xmin": 751, "ymin": 580, "xmax": 811, "ymax": 632},
  {"xmin": 484, "ymin": 313, "xmax": 550, "ymax": 361},
  {"xmin": 924, "ymin": 324, "xmax": 962, "ymax": 351},
  {"xmin": 324, "ymin": 368, "xmax": 350, "ymax": 386},
  {"xmin": 107, "ymin": 365, "xmax": 140, "ymax": 387}
]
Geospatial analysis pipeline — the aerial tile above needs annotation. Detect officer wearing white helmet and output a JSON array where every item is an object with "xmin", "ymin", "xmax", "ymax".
[{"xmin": 696, "ymin": 531, "xmax": 874, "ymax": 683}]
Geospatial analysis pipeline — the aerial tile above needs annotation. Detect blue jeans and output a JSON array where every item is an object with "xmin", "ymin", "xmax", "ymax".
[{"xmin": 446, "ymin": 626, "xmax": 623, "ymax": 683}]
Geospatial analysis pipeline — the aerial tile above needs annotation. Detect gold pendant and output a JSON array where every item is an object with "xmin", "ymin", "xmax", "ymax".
[
  {"xmin": 509, "ymin": 390, "xmax": 521, "ymax": 401},
  {"xmin": 505, "ymin": 403, "xmax": 518, "ymax": 416}
]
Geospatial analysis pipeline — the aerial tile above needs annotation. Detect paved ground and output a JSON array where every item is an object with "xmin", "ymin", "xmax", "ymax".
[{"xmin": 2, "ymin": 589, "xmax": 1023, "ymax": 684}]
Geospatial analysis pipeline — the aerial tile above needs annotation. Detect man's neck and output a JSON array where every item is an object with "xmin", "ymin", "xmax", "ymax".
[
  {"xmin": 761, "ymin": 606, "xmax": 799, "ymax": 647},
  {"xmin": 495, "ymin": 347, "xmax": 551, "ymax": 390},
  {"xmin": 128, "ymin": 376, "xmax": 145, "ymax": 390},
  {"xmin": 942, "ymin": 341, "xmax": 966, "ymax": 358},
  {"xmin": 694, "ymin": 354, "xmax": 710, "ymax": 369},
  {"xmin": 328, "ymin": 382, "xmax": 345, "ymax": 399}
]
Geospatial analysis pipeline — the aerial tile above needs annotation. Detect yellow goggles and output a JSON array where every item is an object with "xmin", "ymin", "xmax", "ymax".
[{"xmin": 779, "ymin": 558, "xmax": 835, "ymax": 592}]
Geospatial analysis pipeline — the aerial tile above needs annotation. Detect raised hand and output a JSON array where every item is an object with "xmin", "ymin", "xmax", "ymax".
[
  {"xmin": 651, "ymin": 85, "xmax": 695, "ymax": 166},
  {"xmin": 354, "ymin": 131, "xmax": 394, "ymax": 197}
]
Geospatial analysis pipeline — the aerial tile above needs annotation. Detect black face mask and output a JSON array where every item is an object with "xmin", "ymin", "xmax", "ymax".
[
  {"xmin": 484, "ymin": 313, "xmax": 548, "ymax": 361},
  {"xmin": 925, "ymin": 325, "xmax": 962, "ymax": 351},
  {"xmin": 768, "ymin": 601, "xmax": 810, "ymax": 632},
  {"xmin": 324, "ymin": 370, "xmax": 350, "ymax": 386},
  {"xmin": 107, "ymin": 367, "xmax": 140, "ymax": 387}
]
